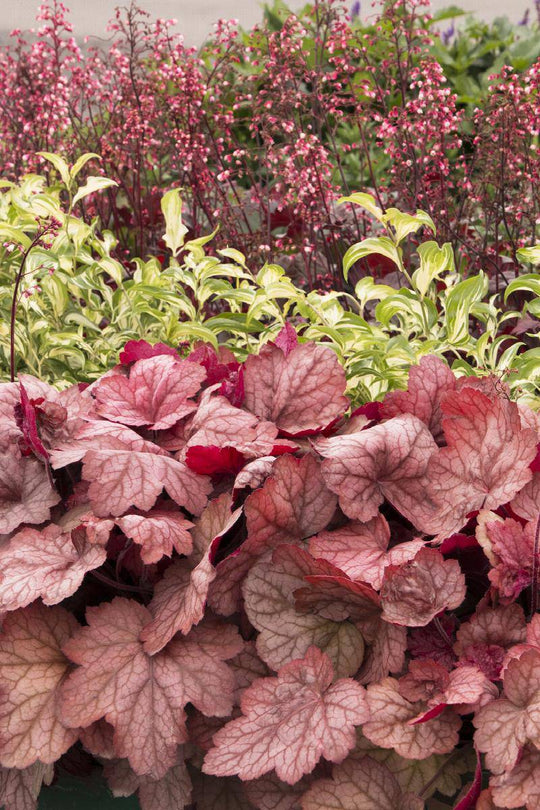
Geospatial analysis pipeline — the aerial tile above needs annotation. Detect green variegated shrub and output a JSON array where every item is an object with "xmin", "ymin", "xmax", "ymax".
[{"xmin": 1, "ymin": 157, "xmax": 540, "ymax": 408}]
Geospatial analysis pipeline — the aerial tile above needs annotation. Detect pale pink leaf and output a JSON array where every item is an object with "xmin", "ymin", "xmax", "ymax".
[
  {"xmin": 243, "ymin": 341, "xmax": 348, "ymax": 434},
  {"xmin": 60, "ymin": 598, "xmax": 241, "ymax": 778},
  {"xmin": 116, "ymin": 508, "xmax": 194, "ymax": 564},
  {"xmin": 184, "ymin": 390, "xmax": 279, "ymax": 458},
  {"xmin": 301, "ymin": 755, "xmax": 425, "ymax": 810},
  {"xmin": 316, "ymin": 415, "xmax": 439, "ymax": 525},
  {"xmin": 511, "ymin": 471, "xmax": 540, "ymax": 521},
  {"xmin": 490, "ymin": 746, "xmax": 540, "ymax": 810},
  {"xmin": 425, "ymin": 388, "xmax": 537, "ymax": 535},
  {"xmin": 209, "ymin": 454, "xmax": 336, "ymax": 616},
  {"xmin": 273, "ymin": 323, "xmax": 298, "ymax": 356},
  {"xmin": 0, "ymin": 449, "xmax": 60, "ymax": 534},
  {"xmin": 0, "ymin": 762, "xmax": 54, "ymax": 810},
  {"xmin": 0, "ymin": 603, "xmax": 79, "ymax": 767},
  {"xmin": 0, "ymin": 523, "xmax": 106, "ymax": 611},
  {"xmin": 357, "ymin": 620, "xmax": 407, "ymax": 685},
  {"xmin": 309, "ymin": 515, "xmax": 423, "ymax": 590},
  {"xmin": 381, "ymin": 355, "xmax": 456, "ymax": 442},
  {"xmin": 93, "ymin": 355, "xmax": 204, "ymax": 429},
  {"xmin": 203, "ymin": 646, "xmax": 369, "ymax": 784},
  {"xmin": 228, "ymin": 641, "xmax": 270, "ymax": 706},
  {"xmin": 233, "ymin": 456, "xmax": 276, "ymax": 494},
  {"xmin": 380, "ymin": 548, "xmax": 466, "ymax": 627},
  {"xmin": 363, "ymin": 678, "xmax": 461, "ymax": 759},
  {"xmin": 474, "ymin": 649, "xmax": 540, "ymax": 773},
  {"xmin": 482, "ymin": 517, "xmax": 538, "ymax": 601},
  {"xmin": 82, "ymin": 449, "xmax": 210, "ymax": 517},
  {"xmin": 50, "ymin": 421, "xmax": 159, "ymax": 469},
  {"xmin": 454, "ymin": 604, "xmax": 527, "ymax": 679},
  {"xmin": 79, "ymin": 719, "xmax": 116, "ymax": 759},
  {"xmin": 141, "ymin": 495, "xmax": 242, "ymax": 654},
  {"xmin": 242, "ymin": 551, "xmax": 365, "ymax": 678},
  {"xmin": 104, "ymin": 754, "xmax": 192, "ymax": 810},
  {"xmin": 244, "ymin": 771, "xmax": 308, "ymax": 810},
  {"xmin": 0, "ymin": 383, "xmax": 21, "ymax": 447}
]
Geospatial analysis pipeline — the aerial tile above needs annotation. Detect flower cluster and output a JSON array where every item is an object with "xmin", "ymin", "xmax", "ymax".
[
  {"xmin": 0, "ymin": 333, "xmax": 539, "ymax": 809},
  {"xmin": 0, "ymin": 0, "xmax": 538, "ymax": 287}
]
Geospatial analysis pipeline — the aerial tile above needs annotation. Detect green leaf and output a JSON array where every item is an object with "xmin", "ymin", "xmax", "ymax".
[
  {"xmin": 517, "ymin": 246, "xmax": 540, "ymax": 265},
  {"xmin": 161, "ymin": 188, "xmax": 188, "ymax": 257},
  {"xmin": 383, "ymin": 208, "xmax": 436, "ymax": 243},
  {"xmin": 0, "ymin": 225, "xmax": 32, "ymax": 250},
  {"xmin": 413, "ymin": 241, "xmax": 454, "ymax": 297},
  {"xmin": 338, "ymin": 192, "xmax": 385, "ymax": 223},
  {"xmin": 70, "ymin": 153, "xmax": 101, "ymax": 181},
  {"xmin": 72, "ymin": 177, "xmax": 118, "ymax": 206},
  {"xmin": 504, "ymin": 274, "xmax": 540, "ymax": 302},
  {"xmin": 37, "ymin": 152, "xmax": 71, "ymax": 187},
  {"xmin": 342, "ymin": 237, "xmax": 401, "ymax": 281},
  {"xmin": 444, "ymin": 272, "xmax": 488, "ymax": 343}
]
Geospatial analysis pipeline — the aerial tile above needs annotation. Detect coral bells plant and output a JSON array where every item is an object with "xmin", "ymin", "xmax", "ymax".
[{"xmin": 0, "ymin": 330, "xmax": 539, "ymax": 809}]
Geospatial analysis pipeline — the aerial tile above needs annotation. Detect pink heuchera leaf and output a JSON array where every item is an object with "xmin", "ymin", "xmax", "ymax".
[
  {"xmin": 309, "ymin": 515, "xmax": 424, "ymax": 590},
  {"xmin": 119, "ymin": 340, "xmax": 180, "ymax": 364},
  {"xmin": 454, "ymin": 604, "xmax": 527, "ymax": 679},
  {"xmin": 0, "ymin": 448, "xmax": 60, "ymax": 534},
  {"xmin": 104, "ymin": 753, "xmax": 191, "ymax": 810},
  {"xmin": 233, "ymin": 456, "xmax": 276, "ymax": 495},
  {"xmin": 503, "ymin": 614, "xmax": 540, "ymax": 666},
  {"xmin": 0, "ymin": 523, "xmax": 107, "ymax": 611},
  {"xmin": 79, "ymin": 719, "xmax": 116, "ymax": 759},
  {"xmin": 203, "ymin": 646, "xmax": 369, "ymax": 784},
  {"xmin": 0, "ymin": 603, "xmax": 79, "ymax": 767},
  {"xmin": 244, "ymin": 771, "xmax": 308, "ymax": 810},
  {"xmin": 209, "ymin": 454, "xmax": 336, "ymax": 616},
  {"xmin": 480, "ymin": 517, "xmax": 539, "ymax": 602},
  {"xmin": 301, "ymin": 755, "xmax": 425, "ymax": 810},
  {"xmin": 475, "ymin": 789, "xmax": 499, "ymax": 810},
  {"xmin": 424, "ymin": 387, "xmax": 537, "ymax": 536},
  {"xmin": 408, "ymin": 615, "xmax": 457, "ymax": 669},
  {"xmin": 242, "ymin": 341, "xmax": 348, "ymax": 435},
  {"xmin": 315, "ymin": 415, "xmax": 439, "ymax": 526},
  {"xmin": 93, "ymin": 355, "xmax": 205, "ymax": 429},
  {"xmin": 228, "ymin": 640, "xmax": 270, "ymax": 706},
  {"xmin": 82, "ymin": 445, "xmax": 210, "ymax": 517},
  {"xmin": 16, "ymin": 382, "xmax": 49, "ymax": 462},
  {"xmin": 60, "ymin": 598, "xmax": 241, "ymax": 778},
  {"xmin": 141, "ymin": 495, "xmax": 242, "ymax": 654},
  {"xmin": 474, "ymin": 649, "xmax": 540, "ymax": 773},
  {"xmin": 242, "ymin": 550, "xmax": 365, "ymax": 678},
  {"xmin": 272, "ymin": 323, "xmax": 298, "ymax": 357},
  {"xmin": 49, "ymin": 420, "xmax": 147, "ymax": 468},
  {"xmin": 14, "ymin": 376, "xmax": 93, "ymax": 460},
  {"xmin": 380, "ymin": 548, "xmax": 466, "ymax": 627},
  {"xmin": 362, "ymin": 677, "xmax": 461, "ymax": 760},
  {"xmin": 115, "ymin": 508, "xmax": 194, "ymax": 565},
  {"xmin": 399, "ymin": 659, "xmax": 494, "ymax": 720},
  {"xmin": 490, "ymin": 745, "xmax": 540, "ymax": 810},
  {"xmin": 188, "ymin": 344, "xmax": 243, "ymax": 407},
  {"xmin": 191, "ymin": 771, "xmax": 254, "ymax": 810},
  {"xmin": 453, "ymin": 749, "xmax": 483, "ymax": 810},
  {"xmin": 185, "ymin": 445, "xmax": 246, "ymax": 476},
  {"xmin": 183, "ymin": 390, "xmax": 283, "ymax": 459},
  {"xmin": 0, "ymin": 762, "xmax": 53, "ymax": 810},
  {"xmin": 0, "ymin": 383, "xmax": 21, "ymax": 447},
  {"xmin": 381, "ymin": 355, "xmax": 456, "ymax": 442},
  {"xmin": 357, "ymin": 621, "xmax": 407, "ymax": 685},
  {"xmin": 511, "ymin": 471, "xmax": 540, "ymax": 521}
]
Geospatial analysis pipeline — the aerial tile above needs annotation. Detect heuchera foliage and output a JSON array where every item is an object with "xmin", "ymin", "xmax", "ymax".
[{"xmin": 0, "ymin": 332, "xmax": 539, "ymax": 809}]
